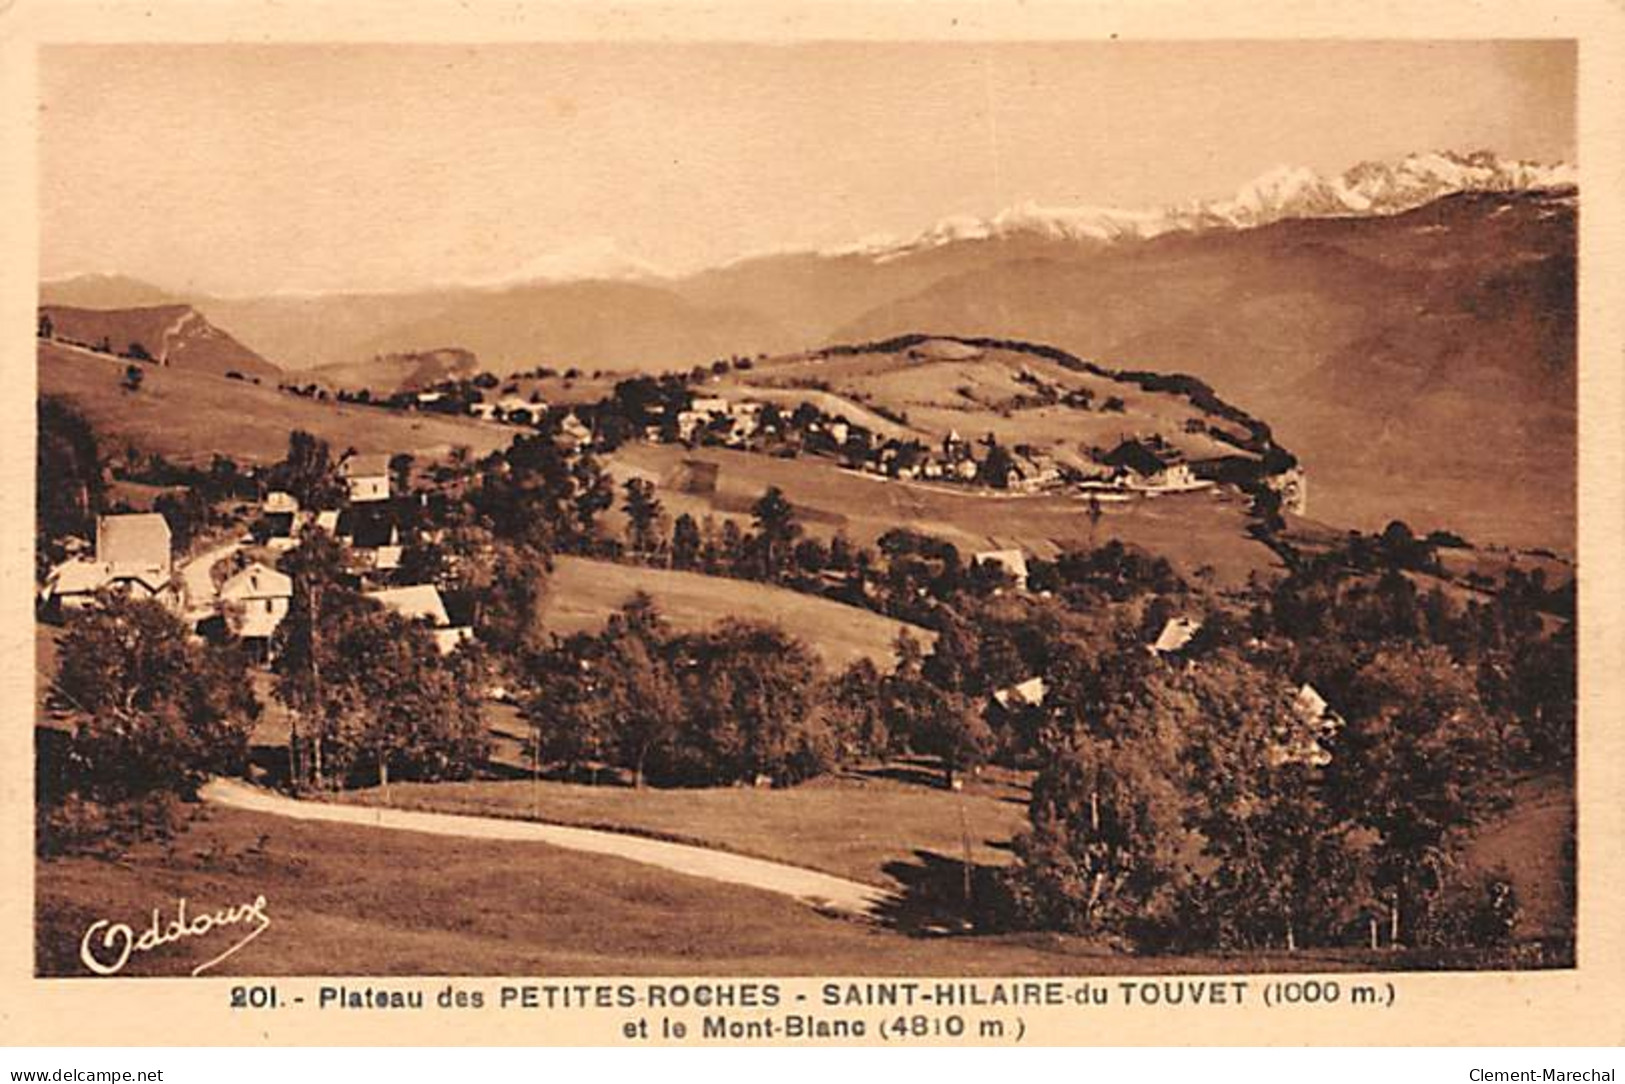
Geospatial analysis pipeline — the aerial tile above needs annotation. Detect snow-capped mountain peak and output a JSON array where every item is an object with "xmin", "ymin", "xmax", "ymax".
[
  {"xmin": 863, "ymin": 150, "xmax": 1573, "ymax": 260},
  {"xmin": 468, "ymin": 236, "xmax": 667, "ymax": 289}
]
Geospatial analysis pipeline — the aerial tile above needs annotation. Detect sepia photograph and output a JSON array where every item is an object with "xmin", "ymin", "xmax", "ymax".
[{"xmin": 27, "ymin": 36, "xmax": 1583, "ymax": 989}]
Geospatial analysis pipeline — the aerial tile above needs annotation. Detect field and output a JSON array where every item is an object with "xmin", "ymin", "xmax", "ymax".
[
  {"xmin": 608, "ymin": 441, "xmax": 1279, "ymax": 587},
  {"xmin": 723, "ymin": 344, "xmax": 1245, "ymax": 464},
  {"xmin": 39, "ymin": 341, "xmax": 513, "ymax": 466},
  {"xmin": 537, "ymin": 556, "xmax": 931, "ymax": 669},
  {"xmin": 339, "ymin": 767, "xmax": 1028, "ymax": 888}
]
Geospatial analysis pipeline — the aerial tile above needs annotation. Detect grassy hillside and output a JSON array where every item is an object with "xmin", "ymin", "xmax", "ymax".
[
  {"xmin": 40, "ymin": 304, "xmax": 280, "ymax": 381},
  {"xmin": 39, "ymin": 340, "xmax": 512, "ymax": 465},
  {"xmin": 720, "ymin": 340, "xmax": 1245, "ymax": 468},
  {"xmin": 342, "ymin": 768, "xmax": 1027, "ymax": 888},
  {"xmin": 609, "ymin": 442, "xmax": 1278, "ymax": 588},
  {"xmin": 36, "ymin": 802, "xmax": 1555, "ymax": 977},
  {"xmin": 538, "ymin": 556, "xmax": 931, "ymax": 670}
]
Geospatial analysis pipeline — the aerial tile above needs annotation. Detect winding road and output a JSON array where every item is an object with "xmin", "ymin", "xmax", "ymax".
[
  {"xmin": 178, "ymin": 539, "xmax": 242, "ymax": 623},
  {"xmin": 201, "ymin": 779, "xmax": 894, "ymax": 919}
]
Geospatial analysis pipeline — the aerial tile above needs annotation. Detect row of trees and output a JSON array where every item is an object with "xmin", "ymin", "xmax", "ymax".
[{"xmin": 522, "ymin": 596, "xmax": 995, "ymax": 789}]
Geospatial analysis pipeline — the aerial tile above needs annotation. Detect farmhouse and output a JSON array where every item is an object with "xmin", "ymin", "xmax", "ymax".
[
  {"xmin": 1268, "ymin": 683, "xmax": 1343, "ymax": 768},
  {"xmin": 559, "ymin": 412, "xmax": 593, "ymax": 446},
  {"xmin": 690, "ymin": 396, "xmax": 730, "ymax": 417},
  {"xmin": 1149, "ymin": 616, "xmax": 1203, "ymax": 656},
  {"xmin": 365, "ymin": 584, "xmax": 474, "ymax": 654},
  {"xmin": 219, "ymin": 561, "xmax": 293, "ymax": 642},
  {"xmin": 341, "ymin": 453, "xmax": 392, "ymax": 504},
  {"xmin": 1101, "ymin": 436, "xmax": 1197, "ymax": 491},
  {"xmin": 44, "ymin": 512, "xmax": 175, "ymax": 612},
  {"xmin": 992, "ymin": 675, "xmax": 1048, "ymax": 711}
]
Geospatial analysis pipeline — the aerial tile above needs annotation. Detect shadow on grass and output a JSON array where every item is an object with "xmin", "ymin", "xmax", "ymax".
[{"xmin": 876, "ymin": 848, "xmax": 1012, "ymax": 935}]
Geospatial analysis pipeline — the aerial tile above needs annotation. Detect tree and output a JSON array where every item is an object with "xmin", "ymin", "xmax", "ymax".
[
  {"xmin": 1008, "ymin": 727, "xmax": 1189, "ymax": 936},
  {"xmin": 273, "ymin": 531, "xmax": 354, "ymax": 788},
  {"xmin": 749, "ymin": 486, "xmax": 801, "ymax": 581},
  {"xmin": 154, "ymin": 487, "xmax": 210, "ymax": 553},
  {"xmin": 126, "ymin": 341, "xmax": 153, "ymax": 362},
  {"xmin": 321, "ymin": 606, "xmax": 487, "ymax": 794},
  {"xmin": 908, "ymin": 687, "xmax": 994, "ymax": 790},
  {"xmin": 671, "ymin": 621, "xmax": 833, "ymax": 786},
  {"xmin": 52, "ymin": 593, "xmax": 259, "ymax": 803},
  {"xmin": 1325, "ymin": 644, "xmax": 1503, "ymax": 946},
  {"xmin": 570, "ymin": 453, "xmax": 615, "ymax": 545},
  {"xmin": 978, "ymin": 443, "xmax": 1017, "ymax": 489},
  {"xmin": 122, "ymin": 364, "xmax": 144, "ymax": 393},
  {"xmin": 622, "ymin": 477, "xmax": 663, "ymax": 558},
  {"xmin": 388, "ymin": 453, "xmax": 415, "ymax": 496},
  {"xmin": 670, "ymin": 513, "xmax": 702, "ymax": 571},
  {"xmin": 37, "ymin": 398, "xmax": 103, "ymax": 570},
  {"xmin": 267, "ymin": 430, "xmax": 345, "ymax": 511}
]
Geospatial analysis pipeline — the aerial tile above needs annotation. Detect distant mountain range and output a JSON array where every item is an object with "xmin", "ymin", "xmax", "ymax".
[
  {"xmin": 837, "ymin": 150, "xmax": 1575, "ymax": 257},
  {"xmin": 37, "ymin": 150, "xmax": 1576, "ymax": 548}
]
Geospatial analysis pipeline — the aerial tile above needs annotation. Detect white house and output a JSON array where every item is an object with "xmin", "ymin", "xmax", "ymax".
[
  {"xmin": 1269, "ymin": 683, "xmax": 1342, "ymax": 768},
  {"xmin": 364, "ymin": 584, "xmax": 473, "ymax": 655},
  {"xmin": 993, "ymin": 675, "xmax": 1048, "ymax": 711},
  {"xmin": 341, "ymin": 454, "xmax": 392, "ymax": 504},
  {"xmin": 559, "ymin": 412, "xmax": 593, "ymax": 445},
  {"xmin": 690, "ymin": 396, "xmax": 730, "ymax": 416},
  {"xmin": 263, "ymin": 491, "xmax": 299, "ymax": 515},
  {"xmin": 218, "ymin": 561, "xmax": 293, "ymax": 641},
  {"xmin": 1149, "ymin": 616, "xmax": 1203, "ymax": 656},
  {"xmin": 974, "ymin": 548, "xmax": 1030, "ymax": 589}
]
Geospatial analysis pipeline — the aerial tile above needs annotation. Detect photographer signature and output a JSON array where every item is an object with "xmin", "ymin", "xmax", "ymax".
[{"xmin": 80, "ymin": 895, "xmax": 271, "ymax": 977}]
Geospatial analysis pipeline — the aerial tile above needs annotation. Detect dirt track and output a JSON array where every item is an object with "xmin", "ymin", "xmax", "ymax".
[{"xmin": 201, "ymin": 779, "xmax": 894, "ymax": 918}]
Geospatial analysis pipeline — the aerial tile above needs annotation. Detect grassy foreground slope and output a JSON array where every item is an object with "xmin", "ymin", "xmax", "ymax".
[
  {"xmin": 341, "ymin": 769, "xmax": 1028, "ymax": 888},
  {"xmin": 538, "ymin": 556, "xmax": 933, "ymax": 670},
  {"xmin": 39, "ymin": 340, "xmax": 512, "ymax": 465},
  {"xmin": 36, "ymin": 802, "xmax": 1561, "ymax": 977}
]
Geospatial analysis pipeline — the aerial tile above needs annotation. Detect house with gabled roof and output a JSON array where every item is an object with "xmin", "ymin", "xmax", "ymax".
[
  {"xmin": 219, "ymin": 561, "xmax": 293, "ymax": 642},
  {"xmin": 44, "ymin": 513, "xmax": 175, "ymax": 613},
  {"xmin": 341, "ymin": 453, "xmax": 392, "ymax": 504},
  {"xmin": 1149, "ymin": 615, "xmax": 1203, "ymax": 657},
  {"xmin": 364, "ymin": 584, "xmax": 473, "ymax": 654}
]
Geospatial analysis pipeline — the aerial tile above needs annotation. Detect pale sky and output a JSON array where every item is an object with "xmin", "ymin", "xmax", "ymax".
[{"xmin": 39, "ymin": 41, "xmax": 1575, "ymax": 297}]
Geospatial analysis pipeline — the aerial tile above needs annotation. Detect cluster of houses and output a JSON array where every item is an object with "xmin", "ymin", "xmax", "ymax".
[{"xmin": 41, "ymin": 452, "xmax": 475, "ymax": 665}]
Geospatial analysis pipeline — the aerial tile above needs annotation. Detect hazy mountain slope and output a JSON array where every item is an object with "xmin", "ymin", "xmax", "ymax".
[
  {"xmin": 668, "ymin": 235, "xmax": 1118, "ymax": 352},
  {"xmin": 39, "ymin": 274, "xmax": 181, "ymax": 310},
  {"xmin": 39, "ymin": 304, "xmax": 281, "ymax": 381},
  {"xmin": 345, "ymin": 280, "xmax": 789, "ymax": 374},
  {"xmin": 312, "ymin": 347, "xmax": 482, "ymax": 394},
  {"xmin": 834, "ymin": 189, "xmax": 1576, "ymax": 551}
]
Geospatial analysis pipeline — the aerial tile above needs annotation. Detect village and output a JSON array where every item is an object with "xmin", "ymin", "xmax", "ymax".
[{"xmin": 296, "ymin": 360, "xmax": 1307, "ymax": 508}]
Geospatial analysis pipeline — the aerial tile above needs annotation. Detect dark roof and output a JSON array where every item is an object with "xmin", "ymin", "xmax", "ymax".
[{"xmin": 1102, "ymin": 438, "xmax": 1183, "ymax": 476}]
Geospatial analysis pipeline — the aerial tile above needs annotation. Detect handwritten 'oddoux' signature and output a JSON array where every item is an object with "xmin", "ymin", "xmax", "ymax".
[{"xmin": 80, "ymin": 895, "xmax": 271, "ymax": 977}]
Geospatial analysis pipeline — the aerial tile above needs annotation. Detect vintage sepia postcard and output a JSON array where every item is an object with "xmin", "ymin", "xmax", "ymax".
[{"xmin": 1, "ymin": 0, "xmax": 1621, "ymax": 1050}]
